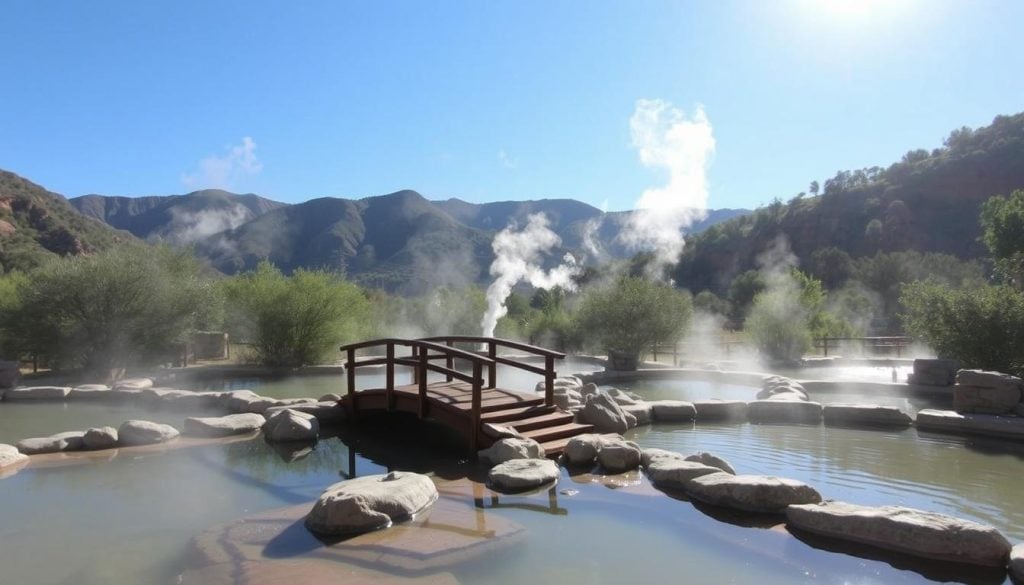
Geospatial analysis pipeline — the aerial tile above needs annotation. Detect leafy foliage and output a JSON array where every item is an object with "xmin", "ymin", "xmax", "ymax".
[
  {"xmin": 575, "ymin": 277, "xmax": 692, "ymax": 359},
  {"xmin": 980, "ymin": 189, "xmax": 1024, "ymax": 287}
]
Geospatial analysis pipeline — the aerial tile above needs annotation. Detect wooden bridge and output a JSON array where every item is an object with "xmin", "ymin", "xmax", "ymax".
[{"xmin": 338, "ymin": 336, "xmax": 594, "ymax": 457}]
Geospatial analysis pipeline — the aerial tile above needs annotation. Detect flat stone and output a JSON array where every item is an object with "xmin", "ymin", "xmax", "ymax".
[
  {"xmin": 184, "ymin": 413, "xmax": 266, "ymax": 438},
  {"xmin": 641, "ymin": 447, "xmax": 686, "ymax": 469},
  {"xmin": 16, "ymin": 431, "xmax": 85, "ymax": 454},
  {"xmin": 686, "ymin": 473, "xmax": 822, "ymax": 513},
  {"xmin": 579, "ymin": 392, "xmax": 630, "ymax": 434},
  {"xmin": 69, "ymin": 384, "xmax": 112, "ymax": 400},
  {"xmin": 758, "ymin": 376, "xmax": 809, "ymax": 401},
  {"xmin": 693, "ymin": 400, "xmax": 748, "ymax": 422},
  {"xmin": 787, "ymin": 501, "xmax": 1012, "ymax": 568},
  {"xmin": 1010, "ymin": 543, "xmax": 1024, "ymax": 583},
  {"xmin": 621, "ymin": 402, "xmax": 653, "ymax": 426},
  {"xmin": 263, "ymin": 401, "xmax": 347, "ymax": 424},
  {"xmin": 3, "ymin": 386, "xmax": 71, "ymax": 400},
  {"xmin": 478, "ymin": 437, "xmax": 545, "ymax": 465},
  {"xmin": 606, "ymin": 387, "xmax": 638, "ymax": 405},
  {"xmin": 916, "ymin": 409, "xmax": 1024, "ymax": 440},
  {"xmin": 823, "ymin": 404, "xmax": 913, "ymax": 427},
  {"xmin": 305, "ymin": 471, "xmax": 439, "ymax": 536},
  {"xmin": 747, "ymin": 400, "xmax": 823, "ymax": 424},
  {"xmin": 488, "ymin": 458, "xmax": 560, "ymax": 492},
  {"xmin": 263, "ymin": 409, "xmax": 319, "ymax": 442},
  {"xmin": 685, "ymin": 452, "xmax": 736, "ymax": 474},
  {"xmin": 220, "ymin": 390, "xmax": 264, "ymax": 413},
  {"xmin": 563, "ymin": 434, "xmax": 604, "ymax": 466},
  {"xmin": 649, "ymin": 400, "xmax": 697, "ymax": 422},
  {"xmin": 911, "ymin": 359, "xmax": 958, "ymax": 386},
  {"xmin": 596, "ymin": 438, "xmax": 642, "ymax": 472},
  {"xmin": 82, "ymin": 426, "xmax": 119, "ymax": 450},
  {"xmin": 647, "ymin": 459, "xmax": 723, "ymax": 490},
  {"xmin": 956, "ymin": 369, "xmax": 1022, "ymax": 390},
  {"xmin": 118, "ymin": 420, "xmax": 180, "ymax": 446},
  {"xmin": 113, "ymin": 378, "xmax": 153, "ymax": 390},
  {"xmin": 953, "ymin": 384, "xmax": 1021, "ymax": 415},
  {"xmin": 0, "ymin": 443, "xmax": 29, "ymax": 468}
]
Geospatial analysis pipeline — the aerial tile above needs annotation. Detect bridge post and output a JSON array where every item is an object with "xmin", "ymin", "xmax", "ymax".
[
  {"xmin": 346, "ymin": 348, "xmax": 357, "ymax": 421},
  {"xmin": 386, "ymin": 341, "xmax": 395, "ymax": 411},
  {"xmin": 445, "ymin": 339, "xmax": 454, "ymax": 383},
  {"xmin": 544, "ymin": 355, "xmax": 554, "ymax": 407},
  {"xmin": 470, "ymin": 361, "xmax": 482, "ymax": 453},
  {"xmin": 487, "ymin": 340, "xmax": 497, "ymax": 389},
  {"xmin": 418, "ymin": 346, "xmax": 428, "ymax": 418}
]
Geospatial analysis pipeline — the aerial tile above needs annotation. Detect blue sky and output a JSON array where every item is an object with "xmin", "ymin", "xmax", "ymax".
[{"xmin": 1, "ymin": 1, "xmax": 1022, "ymax": 211}]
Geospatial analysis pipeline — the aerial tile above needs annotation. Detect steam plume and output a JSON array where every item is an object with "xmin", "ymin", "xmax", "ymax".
[
  {"xmin": 618, "ymin": 99, "xmax": 715, "ymax": 277},
  {"xmin": 481, "ymin": 213, "xmax": 580, "ymax": 337}
]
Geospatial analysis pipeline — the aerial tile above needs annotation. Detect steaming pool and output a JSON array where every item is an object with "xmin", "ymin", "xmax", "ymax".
[{"xmin": 2, "ymin": 364, "xmax": 1023, "ymax": 584}]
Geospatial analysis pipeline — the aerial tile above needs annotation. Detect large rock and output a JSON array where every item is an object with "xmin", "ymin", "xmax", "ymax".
[
  {"xmin": 563, "ymin": 434, "xmax": 604, "ymax": 466},
  {"xmin": 909, "ymin": 359, "xmax": 958, "ymax": 386},
  {"xmin": 488, "ymin": 459, "xmax": 560, "ymax": 492},
  {"xmin": 221, "ymin": 390, "xmax": 264, "ymax": 413},
  {"xmin": 685, "ymin": 452, "xmax": 736, "ymax": 474},
  {"xmin": 3, "ymin": 386, "xmax": 71, "ymax": 401},
  {"xmin": 649, "ymin": 400, "xmax": 697, "ymax": 422},
  {"xmin": 69, "ymin": 384, "xmax": 112, "ymax": 400},
  {"xmin": 823, "ymin": 404, "xmax": 913, "ymax": 427},
  {"xmin": 478, "ymin": 437, "xmax": 545, "ymax": 465},
  {"xmin": 263, "ymin": 401, "xmax": 348, "ymax": 424},
  {"xmin": 305, "ymin": 471, "xmax": 439, "ymax": 536},
  {"xmin": 118, "ymin": 420, "xmax": 180, "ymax": 446},
  {"xmin": 579, "ymin": 392, "xmax": 630, "ymax": 434},
  {"xmin": 641, "ymin": 447, "xmax": 686, "ymax": 469},
  {"xmin": 758, "ymin": 376, "xmax": 809, "ymax": 401},
  {"xmin": 16, "ymin": 431, "xmax": 85, "ymax": 454},
  {"xmin": 82, "ymin": 426, "xmax": 119, "ymax": 450},
  {"xmin": 596, "ymin": 438, "xmax": 642, "ymax": 472},
  {"xmin": 184, "ymin": 413, "xmax": 267, "ymax": 438},
  {"xmin": 263, "ymin": 409, "xmax": 319, "ymax": 442},
  {"xmin": 686, "ymin": 473, "xmax": 822, "ymax": 513},
  {"xmin": 113, "ymin": 378, "xmax": 153, "ymax": 391},
  {"xmin": 1010, "ymin": 543, "xmax": 1024, "ymax": 583},
  {"xmin": 916, "ymin": 409, "xmax": 1024, "ymax": 440},
  {"xmin": 647, "ymin": 459, "xmax": 723, "ymax": 490},
  {"xmin": 787, "ymin": 501, "xmax": 1011, "ymax": 568},
  {"xmin": 605, "ymin": 388, "xmax": 638, "ymax": 406},
  {"xmin": 0, "ymin": 443, "xmax": 29, "ymax": 468},
  {"xmin": 0, "ymin": 361, "xmax": 19, "ymax": 389},
  {"xmin": 747, "ymin": 400, "xmax": 822, "ymax": 424},
  {"xmin": 693, "ymin": 400, "xmax": 749, "ymax": 422},
  {"xmin": 953, "ymin": 385, "xmax": 1021, "ymax": 415},
  {"xmin": 956, "ymin": 369, "xmax": 1022, "ymax": 390},
  {"xmin": 621, "ymin": 402, "xmax": 653, "ymax": 426}
]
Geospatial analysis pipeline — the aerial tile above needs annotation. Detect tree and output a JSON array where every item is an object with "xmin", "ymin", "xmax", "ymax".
[
  {"xmin": 1, "ymin": 246, "xmax": 221, "ymax": 377},
  {"xmin": 808, "ymin": 247, "xmax": 853, "ymax": 290},
  {"xmin": 693, "ymin": 290, "xmax": 730, "ymax": 316},
  {"xmin": 980, "ymin": 189, "xmax": 1024, "ymax": 288},
  {"xmin": 222, "ymin": 262, "xmax": 369, "ymax": 367},
  {"xmin": 809, "ymin": 181, "xmax": 820, "ymax": 196},
  {"xmin": 727, "ymin": 270, "xmax": 766, "ymax": 326},
  {"xmin": 575, "ymin": 277, "xmax": 692, "ymax": 369}
]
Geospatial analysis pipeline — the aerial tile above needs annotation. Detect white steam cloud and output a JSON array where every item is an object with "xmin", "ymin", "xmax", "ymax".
[
  {"xmin": 164, "ymin": 206, "xmax": 251, "ymax": 245},
  {"xmin": 481, "ymin": 213, "xmax": 581, "ymax": 337},
  {"xmin": 182, "ymin": 136, "xmax": 263, "ymax": 190},
  {"xmin": 618, "ymin": 99, "xmax": 715, "ymax": 277}
]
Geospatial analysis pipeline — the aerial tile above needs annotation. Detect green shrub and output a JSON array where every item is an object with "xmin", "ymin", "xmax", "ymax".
[
  {"xmin": 901, "ymin": 281, "xmax": 1024, "ymax": 376},
  {"xmin": 745, "ymin": 288, "xmax": 812, "ymax": 365},
  {"xmin": 223, "ymin": 263, "xmax": 370, "ymax": 367},
  {"xmin": 0, "ymin": 246, "xmax": 220, "ymax": 376}
]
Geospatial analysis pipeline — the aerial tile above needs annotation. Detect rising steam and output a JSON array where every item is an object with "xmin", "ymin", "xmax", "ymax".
[
  {"xmin": 618, "ymin": 99, "xmax": 715, "ymax": 278},
  {"xmin": 481, "ymin": 214, "xmax": 580, "ymax": 337}
]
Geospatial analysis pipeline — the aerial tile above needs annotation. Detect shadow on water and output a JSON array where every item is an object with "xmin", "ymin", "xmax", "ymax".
[
  {"xmin": 690, "ymin": 500, "xmax": 787, "ymax": 529},
  {"xmin": 788, "ymin": 527, "xmax": 1009, "ymax": 585}
]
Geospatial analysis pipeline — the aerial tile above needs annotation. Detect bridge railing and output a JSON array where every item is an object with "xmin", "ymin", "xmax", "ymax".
[{"xmin": 419, "ymin": 336, "xmax": 565, "ymax": 407}]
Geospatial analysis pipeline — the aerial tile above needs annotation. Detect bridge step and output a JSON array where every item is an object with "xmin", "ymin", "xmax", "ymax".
[
  {"xmin": 519, "ymin": 422, "xmax": 596, "ymax": 444},
  {"xmin": 480, "ymin": 404, "xmax": 558, "ymax": 424},
  {"xmin": 508, "ymin": 411, "xmax": 577, "ymax": 432},
  {"xmin": 478, "ymin": 397, "xmax": 545, "ymax": 413}
]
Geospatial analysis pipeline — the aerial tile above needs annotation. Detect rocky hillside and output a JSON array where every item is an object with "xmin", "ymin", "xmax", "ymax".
[{"xmin": 0, "ymin": 171, "xmax": 133, "ymax": 273}]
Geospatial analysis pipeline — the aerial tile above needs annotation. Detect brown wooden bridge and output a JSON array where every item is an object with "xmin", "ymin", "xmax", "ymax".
[{"xmin": 338, "ymin": 336, "xmax": 594, "ymax": 457}]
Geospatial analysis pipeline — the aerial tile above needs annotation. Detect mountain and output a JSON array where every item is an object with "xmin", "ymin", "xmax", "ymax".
[
  {"xmin": 70, "ymin": 190, "xmax": 286, "ymax": 245},
  {"xmin": 675, "ymin": 112, "xmax": 1024, "ymax": 292},
  {"xmin": 0, "ymin": 171, "xmax": 134, "ymax": 273}
]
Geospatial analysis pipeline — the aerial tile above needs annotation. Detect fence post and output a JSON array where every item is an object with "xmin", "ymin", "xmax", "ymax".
[
  {"xmin": 823, "ymin": 337, "xmax": 829, "ymax": 357},
  {"xmin": 470, "ymin": 361, "xmax": 482, "ymax": 452},
  {"xmin": 544, "ymin": 355, "xmax": 555, "ymax": 407},
  {"xmin": 488, "ymin": 340, "xmax": 497, "ymax": 389},
  {"xmin": 445, "ymin": 339, "xmax": 454, "ymax": 383},
  {"xmin": 418, "ymin": 346, "xmax": 428, "ymax": 418},
  {"xmin": 386, "ymin": 341, "xmax": 395, "ymax": 411},
  {"xmin": 346, "ymin": 348, "xmax": 357, "ymax": 421}
]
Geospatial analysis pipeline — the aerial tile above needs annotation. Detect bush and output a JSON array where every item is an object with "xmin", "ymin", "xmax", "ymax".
[
  {"xmin": 745, "ymin": 288, "xmax": 812, "ymax": 365},
  {"xmin": 223, "ymin": 263, "xmax": 370, "ymax": 367},
  {"xmin": 901, "ymin": 281, "xmax": 1024, "ymax": 376},
  {"xmin": 0, "ymin": 246, "xmax": 221, "ymax": 376},
  {"xmin": 575, "ymin": 277, "xmax": 692, "ymax": 366}
]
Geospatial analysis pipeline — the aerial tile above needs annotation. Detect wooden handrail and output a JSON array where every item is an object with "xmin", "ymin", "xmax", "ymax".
[{"xmin": 419, "ymin": 335, "xmax": 567, "ymax": 359}]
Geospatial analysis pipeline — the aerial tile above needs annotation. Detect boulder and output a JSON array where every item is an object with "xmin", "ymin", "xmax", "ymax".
[
  {"xmin": 478, "ymin": 437, "xmax": 545, "ymax": 465},
  {"xmin": 579, "ymin": 383, "xmax": 601, "ymax": 398},
  {"xmin": 82, "ymin": 426, "xmax": 119, "ymax": 450},
  {"xmin": 488, "ymin": 459, "xmax": 560, "ymax": 492},
  {"xmin": 916, "ymin": 409, "xmax": 1024, "ymax": 440},
  {"xmin": 596, "ymin": 438, "xmax": 642, "ymax": 472},
  {"xmin": 553, "ymin": 391, "xmax": 581, "ymax": 411},
  {"xmin": 606, "ymin": 388, "xmax": 637, "ymax": 406},
  {"xmin": 641, "ymin": 447, "xmax": 686, "ymax": 469},
  {"xmin": 621, "ymin": 402, "xmax": 653, "ymax": 426},
  {"xmin": 685, "ymin": 452, "xmax": 736, "ymax": 474},
  {"xmin": 563, "ymin": 434, "xmax": 604, "ymax": 466},
  {"xmin": 69, "ymin": 384, "xmax": 112, "ymax": 400},
  {"xmin": 3, "ymin": 386, "xmax": 71, "ymax": 401},
  {"xmin": 909, "ymin": 359, "xmax": 958, "ymax": 386},
  {"xmin": 482, "ymin": 423, "xmax": 521, "ymax": 440},
  {"xmin": 693, "ymin": 400, "xmax": 748, "ymax": 422},
  {"xmin": 0, "ymin": 443, "xmax": 29, "ymax": 468},
  {"xmin": 16, "ymin": 431, "xmax": 85, "ymax": 454},
  {"xmin": 319, "ymin": 393, "xmax": 342, "ymax": 402},
  {"xmin": 117, "ymin": 420, "xmax": 180, "ymax": 446},
  {"xmin": 686, "ymin": 473, "xmax": 822, "ymax": 513},
  {"xmin": 263, "ymin": 401, "xmax": 348, "ymax": 424},
  {"xmin": 263, "ymin": 409, "xmax": 319, "ymax": 442},
  {"xmin": 305, "ymin": 471, "xmax": 439, "ymax": 536},
  {"xmin": 221, "ymin": 390, "xmax": 264, "ymax": 413},
  {"xmin": 646, "ymin": 460, "xmax": 723, "ymax": 490},
  {"xmin": 953, "ymin": 385, "xmax": 1021, "ymax": 415},
  {"xmin": 748, "ymin": 400, "xmax": 822, "ymax": 424},
  {"xmin": 1010, "ymin": 543, "xmax": 1024, "ymax": 583},
  {"xmin": 113, "ymin": 378, "xmax": 153, "ymax": 391},
  {"xmin": 539, "ymin": 377, "xmax": 583, "ymax": 393},
  {"xmin": 786, "ymin": 501, "xmax": 1011, "ymax": 568},
  {"xmin": 758, "ymin": 376, "xmax": 809, "ymax": 401},
  {"xmin": 140, "ymin": 387, "xmax": 191, "ymax": 406},
  {"xmin": 649, "ymin": 400, "xmax": 697, "ymax": 422},
  {"xmin": 823, "ymin": 404, "xmax": 913, "ymax": 427},
  {"xmin": 579, "ymin": 392, "xmax": 630, "ymax": 434},
  {"xmin": 184, "ymin": 413, "xmax": 267, "ymax": 438},
  {"xmin": 956, "ymin": 369, "xmax": 1022, "ymax": 390},
  {"xmin": 0, "ymin": 361, "xmax": 19, "ymax": 389}
]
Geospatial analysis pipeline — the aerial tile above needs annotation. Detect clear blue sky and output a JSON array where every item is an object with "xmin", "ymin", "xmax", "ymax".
[{"xmin": 2, "ymin": 1, "xmax": 1022, "ymax": 211}]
